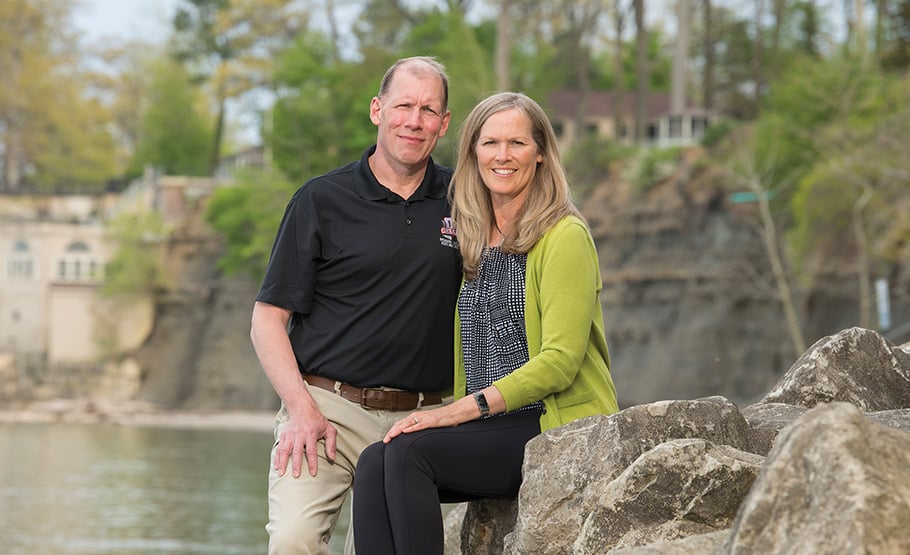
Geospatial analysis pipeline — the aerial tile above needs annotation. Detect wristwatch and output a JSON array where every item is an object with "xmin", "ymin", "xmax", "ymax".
[{"xmin": 473, "ymin": 391, "xmax": 490, "ymax": 417}]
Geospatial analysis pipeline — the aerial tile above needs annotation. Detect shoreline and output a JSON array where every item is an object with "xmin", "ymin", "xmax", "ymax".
[{"xmin": 0, "ymin": 398, "xmax": 277, "ymax": 432}]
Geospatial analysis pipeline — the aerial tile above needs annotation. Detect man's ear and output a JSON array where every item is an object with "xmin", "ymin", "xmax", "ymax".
[
  {"xmin": 369, "ymin": 97, "xmax": 382, "ymax": 125},
  {"xmin": 438, "ymin": 111, "xmax": 452, "ymax": 138}
]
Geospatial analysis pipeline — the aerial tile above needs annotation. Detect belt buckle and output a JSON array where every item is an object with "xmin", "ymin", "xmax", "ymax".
[{"xmin": 360, "ymin": 387, "xmax": 390, "ymax": 409}]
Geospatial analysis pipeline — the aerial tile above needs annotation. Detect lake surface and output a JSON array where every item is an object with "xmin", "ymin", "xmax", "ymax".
[{"xmin": 0, "ymin": 420, "xmax": 349, "ymax": 554}]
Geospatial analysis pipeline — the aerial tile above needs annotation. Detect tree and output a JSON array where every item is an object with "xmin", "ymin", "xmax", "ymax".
[
  {"xmin": 204, "ymin": 167, "xmax": 298, "ymax": 279},
  {"xmin": 170, "ymin": 0, "xmax": 307, "ymax": 175},
  {"xmin": 729, "ymin": 144, "xmax": 807, "ymax": 355},
  {"xmin": 633, "ymin": 0, "xmax": 648, "ymax": 141},
  {"xmin": 132, "ymin": 57, "xmax": 213, "ymax": 176},
  {"xmin": 103, "ymin": 210, "xmax": 172, "ymax": 297},
  {"xmin": 789, "ymin": 67, "xmax": 910, "ymax": 330},
  {"xmin": 268, "ymin": 30, "xmax": 373, "ymax": 182},
  {"xmin": 0, "ymin": 0, "xmax": 119, "ymax": 191},
  {"xmin": 671, "ymin": 0, "xmax": 692, "ymax": 115}
]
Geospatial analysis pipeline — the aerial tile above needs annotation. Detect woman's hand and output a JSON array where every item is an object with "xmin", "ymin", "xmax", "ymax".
[
  {"xmin": 383, "ymin": 405, "xmax": 458, "ymax": 442},
  {"xmin": 383, "ymin": 387, "xmax": 506, "ymax": 443}
]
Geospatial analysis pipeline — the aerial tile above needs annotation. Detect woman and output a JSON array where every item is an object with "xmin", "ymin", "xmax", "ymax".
[{"xmin": 352, "ymin": 92, "xmax": 619, "ymax": 554}]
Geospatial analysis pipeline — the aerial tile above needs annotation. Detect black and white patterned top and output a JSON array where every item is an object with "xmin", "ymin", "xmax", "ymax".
[{"xmin": 458, "ymin": 247, "xmax": 544, "ymax": 414}]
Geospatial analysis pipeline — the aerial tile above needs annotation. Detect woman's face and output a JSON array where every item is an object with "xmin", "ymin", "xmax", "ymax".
[{"xmin": 474, "ymin": 108, "xmax": 543, "ymax": 206}]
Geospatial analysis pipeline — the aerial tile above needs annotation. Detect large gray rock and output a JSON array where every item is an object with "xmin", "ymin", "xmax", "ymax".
[
  {"xmin": 498, "ymin": 397, "xmax": 754, "ymax": 554},
  {"xmin": 723, "ymin": 402, "xmax": 910, "ymax": 554},
  {"xmin": 608, "ymin": 530, "xmax": 728, "ymax": 554},
  {"xmin": 568, "ymin": 439, "xmax": 763, "ymax": 554},
  {"xmin": 740, "ymin": 402, "xmax": 807, "ymax": 456},
  {"xmin": 757, "ymin": 326, "xmax": 910, "ymax": 411},
  {"xmin": 450, "ymin": 329, "xmax": 910, "ymax": 555}
]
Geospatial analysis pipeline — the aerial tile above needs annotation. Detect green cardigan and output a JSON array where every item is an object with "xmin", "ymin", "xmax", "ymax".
[{"xmin": 454, "ymin": 215, "xmax": 619, "ymax": 432}]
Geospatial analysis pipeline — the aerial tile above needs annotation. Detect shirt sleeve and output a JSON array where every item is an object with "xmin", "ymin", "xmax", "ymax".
[{"xmin": 255, "ymin": 196, "xmax": 320, "ymax": 314}]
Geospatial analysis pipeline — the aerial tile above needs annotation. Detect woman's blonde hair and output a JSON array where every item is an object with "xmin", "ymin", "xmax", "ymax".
[{"xmin": 450, "ymin": 92, "xmax": 582, "ymax": 280}]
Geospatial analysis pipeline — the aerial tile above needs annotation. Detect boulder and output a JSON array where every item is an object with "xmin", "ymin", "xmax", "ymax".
[
  {"xmin": 448, "ymin": 327, "xmax": 910, "ymax": 555},
  {"xmin": 724, "ymin": 402, "xmax": 910, "ymax": 554},
  {"xmin": 756, "ymin": 326, "xmax": 910, "ymax": 411}
]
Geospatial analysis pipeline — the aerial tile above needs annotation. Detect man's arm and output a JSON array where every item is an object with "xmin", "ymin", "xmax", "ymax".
[{"xmin": 250, "ymin": 300, "xmax": 337, "ymax": 477}]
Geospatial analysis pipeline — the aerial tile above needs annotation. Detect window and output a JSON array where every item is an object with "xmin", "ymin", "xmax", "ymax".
[
  {"xmin": 669, "ymin": 115, "xmax": 683, "ymax": 138},
  {"xmin": 552, "ymin": 122, "xmax": 565, "ymax": 138},
  {"xmin": 6, "ymin": 240, "xmax": 35, "ymax": 280},
  {"xmin": 57, "ymin": 240, "xmax": 102, "ymax": 282}
]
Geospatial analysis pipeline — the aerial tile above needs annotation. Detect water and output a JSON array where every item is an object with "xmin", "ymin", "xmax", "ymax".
[{"xmin": 0, "ymin": 420, "xmax": 319, "ymax": 555}]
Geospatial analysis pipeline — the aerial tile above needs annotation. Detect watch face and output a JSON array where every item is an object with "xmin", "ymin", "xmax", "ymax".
[{"xmin": 474, "ymin": 391, "xmax": 490, "ymax": 416}]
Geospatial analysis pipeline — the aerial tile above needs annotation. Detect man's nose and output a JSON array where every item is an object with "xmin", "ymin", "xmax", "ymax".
[{"xmin": 404, "ymin": 107, "xmax": 423, "ymax": 128}]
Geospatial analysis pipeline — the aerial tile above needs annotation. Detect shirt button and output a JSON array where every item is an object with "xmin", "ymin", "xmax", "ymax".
[{"xmin": 406, "ymin": 218, "xmax": 412, "ymax": 225}]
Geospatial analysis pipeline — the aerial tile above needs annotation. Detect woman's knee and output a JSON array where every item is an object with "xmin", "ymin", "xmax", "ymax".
[{"xmin": 354, "ymin": 441, "xmax": 385, "ymax": 484}]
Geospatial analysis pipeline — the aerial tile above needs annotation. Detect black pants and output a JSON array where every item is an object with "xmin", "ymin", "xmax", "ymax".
[{"xmin": 352, "ymin": 409, "xmax": 542, "ymax": 555}]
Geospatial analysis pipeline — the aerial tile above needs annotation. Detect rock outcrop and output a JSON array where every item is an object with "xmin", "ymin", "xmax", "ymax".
[{"xmin": 444, "ymin": 327, "xmax": 910, "ymax": 554}]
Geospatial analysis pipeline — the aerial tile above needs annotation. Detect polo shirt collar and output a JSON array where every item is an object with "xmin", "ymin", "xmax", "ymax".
[{"xmin": 354, "ymin": 145, "xmax": 446, "ymax": 201}]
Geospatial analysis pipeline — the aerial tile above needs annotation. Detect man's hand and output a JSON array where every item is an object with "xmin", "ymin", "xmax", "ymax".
[{"xmin": 274, "ymin": 411, "xmax": 338, "ymax": 478}]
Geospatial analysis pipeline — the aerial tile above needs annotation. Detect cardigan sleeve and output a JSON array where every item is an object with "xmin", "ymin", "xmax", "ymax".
[{"xmin": 492, "ymin": 218, "xmax": 601, "ymax": 411}]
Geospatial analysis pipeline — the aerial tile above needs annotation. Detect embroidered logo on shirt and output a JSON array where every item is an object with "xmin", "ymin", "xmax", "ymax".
[{"xmin": 439, "ymin": 217, "xmax": 458, "ymax": 250}]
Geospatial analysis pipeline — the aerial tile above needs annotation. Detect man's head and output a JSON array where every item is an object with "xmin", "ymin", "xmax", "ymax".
[
  {"xmin": 378, "ymin": 56, "xmax": 449, "ymax": 113},
  {"xmin": 370, "ymin": 56, "xmax": 451, "ymax": 174}
]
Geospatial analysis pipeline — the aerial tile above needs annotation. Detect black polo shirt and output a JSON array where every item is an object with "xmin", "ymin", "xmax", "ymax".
[{"xmin": 256, "ymin": 146, "xmax": 461, "ymax": 392}]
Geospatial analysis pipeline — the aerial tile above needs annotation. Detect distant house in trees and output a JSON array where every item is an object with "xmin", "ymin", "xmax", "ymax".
[{"xmin": 546, "ymin": 90, "xmax": 715, "ymax": 151}]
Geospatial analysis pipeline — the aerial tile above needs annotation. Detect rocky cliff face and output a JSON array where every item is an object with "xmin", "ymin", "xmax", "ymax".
[
  {"xmin": 131, "ymin": 211, "xmax": 277, "ymax": 411},
  {"xmin": 445, "ymin": 327, "xmax": 910, "ymax": 554},
  {"xmin": 584, "ymin": 148, "xmax": 909, "ymax": 408}
]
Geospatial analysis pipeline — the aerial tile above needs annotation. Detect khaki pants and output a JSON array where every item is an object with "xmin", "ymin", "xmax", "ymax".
[{"xmin": 266, "ymin": 386, "xmax": 439, "ymax": 555}]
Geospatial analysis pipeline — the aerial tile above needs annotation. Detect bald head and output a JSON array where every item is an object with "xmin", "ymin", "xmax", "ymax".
[{"xmin": 378, "ymin": 56, "xmax": 449, "ymax": 112}]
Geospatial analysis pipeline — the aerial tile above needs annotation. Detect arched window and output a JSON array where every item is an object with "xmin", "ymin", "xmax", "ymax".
[
  {"xmin": 58, "ymin": 240, "xmax": 102, "ymax": 281},
  {"xmin": 6, "ymin": 240, "xmax": 35, "ymax": 280}
]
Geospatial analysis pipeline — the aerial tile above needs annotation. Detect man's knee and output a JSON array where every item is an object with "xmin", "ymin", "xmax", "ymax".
[{"xmin": 267, "ymin": 520, "xmax": 331, "ymax": 555}]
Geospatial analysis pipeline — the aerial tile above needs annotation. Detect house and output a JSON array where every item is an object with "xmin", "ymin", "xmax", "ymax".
[
  {"xmin": 546, "ymin": 90, "xmax": 715, "ymax": 150},
  {"xmin": 0, "ymin": 194, "xmax": 133, "ymax": 367}
]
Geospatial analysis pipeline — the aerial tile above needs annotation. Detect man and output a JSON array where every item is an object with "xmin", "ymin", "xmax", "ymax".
[{"xmin": 250, "ymin": 56, "xmax": 460, "ymax": 554}]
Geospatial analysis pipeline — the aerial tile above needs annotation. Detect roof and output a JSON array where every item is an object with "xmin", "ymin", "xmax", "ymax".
[{"xmin": 546, "ymin": 90, "xmax": 706, "ymax": 120}]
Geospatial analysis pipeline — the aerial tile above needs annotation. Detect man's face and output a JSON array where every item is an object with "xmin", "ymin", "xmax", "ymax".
[{"xmin": 370, "ymin": 69, "xmax": 450, "ymax": 171}]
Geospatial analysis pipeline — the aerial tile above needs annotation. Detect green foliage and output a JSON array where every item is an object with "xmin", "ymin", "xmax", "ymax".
[
  {"xmin": 269, "ymin": 30, "xmax": 376, "ymax": 182},
  {"xmin": 102, "ymin": 211, "xmax": 171, "ymax": 297},
  {"xmin": 780, "ymin": 58, "xmax": 910, "ymax": 279},
  {"xmin": 399, "ymin": 9, "xmax": 494, "ymax": 164},
  {"xmin": 32, "ymin": 90, "xmax": 120, "ymax": 192},
  {"xmin": 0, "ymin": 0, "xmax": 121, "ymax": 192},
  {"xmin": 131, "ymin": 58, "xmax": 213, "ymax": 176},
  {"xmin": 204, "ymin": 166, "xmax": 298, "ymax": 279},
  {"xmin": 752, "ymin": 53, "xmax": 883, "ymax": 197},
  {"xmin": 625, "ymin": 146, "xmax": 683, "ymax": 193},
  {"xmin": 564, "ymin": 135, "xmax": 633, "ymax": 199},
  {"xmin": 700, "ymin": 119, "xmax": 735, "ymax": 148}
]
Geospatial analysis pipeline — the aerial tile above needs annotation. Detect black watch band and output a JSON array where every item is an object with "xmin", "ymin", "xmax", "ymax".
[{"xmin": 473, "ymin": 391, "xmax": 490, "ymax": 417}]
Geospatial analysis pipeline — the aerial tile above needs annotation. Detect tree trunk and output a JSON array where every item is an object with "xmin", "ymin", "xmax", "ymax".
[
  {"xmin": 613, "ymin": 0, "xmax": 626, "ymax": 135},
  {"xmin": 496, "ymin": 0, "xmax": 513, "ymax": 91},
  {"xmin": 208, "ymin": 96, "xmax": 226, "ymax": 177},
  {"xmin": 748, "ymin": 177, "xmax": 806, "ymax": 354},
  {"xmin": 702, "ymin": 0, "xmax": 714, "ymax": 110},
  {"xmin": 671, "ymin": 0, "xmax": 691, "ymax": 116},
  {"xmin": 854, "ymin": 0, "xmax": 868, "ymax": 59},
  {"xmin": 753, "ymin": 0, "xmax": 766, "ymax": 104},
  {"xmin": 633, "ymin": 0, "xmax": 648, "ymax": 142},
  {"xmin": 853, "ymin": 186, "xmax": 874, "ymax": 328}
]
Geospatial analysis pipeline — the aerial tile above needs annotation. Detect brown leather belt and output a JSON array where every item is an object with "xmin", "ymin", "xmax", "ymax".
[{"xmin": 302, "ymin": 374, "xmax": 442, "ymax": 411}]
